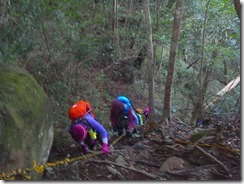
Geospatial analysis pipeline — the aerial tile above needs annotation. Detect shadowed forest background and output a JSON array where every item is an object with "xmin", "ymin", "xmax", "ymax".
[{"xmin": 0, "ymin": 0, "xmax": 241, "ymax": 180}]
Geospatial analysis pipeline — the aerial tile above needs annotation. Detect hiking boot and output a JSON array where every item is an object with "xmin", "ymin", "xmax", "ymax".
[
  {"xmin": 126, "ymin": 130, "xmax": 132, "ymax": 137},
  {"xmin": 118, "ymin": 130, "xmax": 123, "ymax": 136},
  {"xmin": 132, "ymin": 128, "xmax": 138, "ymax": 134}
]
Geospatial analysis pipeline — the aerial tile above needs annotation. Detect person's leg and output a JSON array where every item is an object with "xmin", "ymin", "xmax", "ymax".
[
  {"xmin": 124, "ymin": 122, "xmax": 132, "ymax": 137},
  {"xmin": 132, "ymin": 127, "xmax": 138, "ymax": 134},
  {"xmin": 84, "ymin": 135, "xmax": 96, "ymax": 150},
  {"xmin": 116, "ymin": 122, "xmax": 124, "ymax": 136}
]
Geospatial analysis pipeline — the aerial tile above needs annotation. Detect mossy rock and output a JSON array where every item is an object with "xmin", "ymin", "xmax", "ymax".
[
  {"xmin": 190, "ymin": 128, "xmax": 216, "ymax": 142},
  {"xmin": 0, "ymin": 64, "xmax": 54, "ymax": 180}
]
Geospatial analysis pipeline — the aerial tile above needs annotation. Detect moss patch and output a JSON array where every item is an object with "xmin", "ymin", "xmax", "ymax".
[{"xmin": 0, "ymin": 65, "xmax": 54, "ymax": 178}]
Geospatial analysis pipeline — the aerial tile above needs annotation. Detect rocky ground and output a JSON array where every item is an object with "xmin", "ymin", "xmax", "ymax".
[{"xmin": 42, "ymin": 117, "xmax": 241, "ymax": 181}]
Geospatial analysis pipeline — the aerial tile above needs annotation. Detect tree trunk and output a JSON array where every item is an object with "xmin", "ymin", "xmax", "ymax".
[
  {"xmin": 191, "ymin": 66, "xmax": 212, "ymax": 124},
  {"xmin": 203, "ymin": 76, "xmax": 240, "ymax": 110},
  {"xmin": 113, "ymin": 0, "xmax": 119, "ymax": 46},
  {"xmin": 223, "ymin": 60, "xmax": 228, "ymax": 85},
  {"xmin": 162, "ymin": 0, "xmax": 185, "ymax": 123},
  {"xmin": 143, "ymin": 0, "xmax": 155, "ymax": 122},
  {"xmin": 191, "ymin": 0, "xmax": 211, "ymax": 125},
  {"xmin": 233, "ymin": 0, "xmax": 241, "ymax": 20}
]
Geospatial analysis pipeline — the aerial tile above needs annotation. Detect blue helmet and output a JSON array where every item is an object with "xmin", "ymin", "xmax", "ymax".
[{"xmin": 116, "ymin": 95, "xmax": 131, "ymax": 107}]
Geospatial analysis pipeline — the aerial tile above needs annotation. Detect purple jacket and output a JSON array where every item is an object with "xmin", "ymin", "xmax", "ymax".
[
  {"xmin": 110, "ymin": 100, "xmax": 135, "ymax": 130},
  {"xmin": 84, "ymin": 113, "xmax": 108, "ymax": 144}
]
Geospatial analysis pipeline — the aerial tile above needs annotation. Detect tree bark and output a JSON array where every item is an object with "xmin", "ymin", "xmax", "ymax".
[
  {"xmin": 203, "ymin": 76, "xmax": 240, "ymax": 110},
  {"xmin": 191, "ymin": 0, "xmax": 211, "ymax": 125},
  {"xmin": 144, "ymin": 0, "xmax": 155, "ymax": 121},
  {"xmin": 113, "ymin": 0, "xmax": 119, "ymax": 46},
  {"xmin": 233, "ymin": 0, "xmax": 241, "ymax": 20},
  {"xmin": 191, "ymin": 66, "xmax": 212, "ymax": 124},
  {"xmin": 162, "ymin": 0, "xmax": 185, "ymax": 123}
]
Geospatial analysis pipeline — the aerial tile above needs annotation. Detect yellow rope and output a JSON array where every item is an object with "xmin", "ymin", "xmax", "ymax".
[
  {"xmin": 1, "ymin": 133, "xmax": 125, "ymax": 180},
  {"xmin": 174, "ymin": 139, "xmax": 240, "ymax": 153},
  {"xmin": 110, "ymin": 133, "xmax": 125, "ymax": 146},
  {"xmin": 143, "ymin": 124, "xmax": 240, "ymax": 154},
  {"xmin": 0, "ymin": 168, "xmax": 31, "ymax": 180},
  {"xmin": 1, "ymin": 131, "xmax": 239, "ymax": 180},
  {"xmin": 196, "ymin": 143, "xmax": 240, "ymax": 153}
]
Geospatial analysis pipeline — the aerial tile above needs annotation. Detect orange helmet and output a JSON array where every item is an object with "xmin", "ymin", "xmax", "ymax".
[{"xmin": 68, "ymin": 100, "xmax": 94, "ymax": 120}]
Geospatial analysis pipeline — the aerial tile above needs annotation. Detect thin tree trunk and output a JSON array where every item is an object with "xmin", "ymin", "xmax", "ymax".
[
  {"xmin": 155, "ymin": 0, "xmax": 159, "ymax": 30},
  {"xmin": 143, "ymin": 0, "xmax": 155, "ymax": 121},
  {"xmin": 191, "ymin": 0, "xmax": 211, "ymax": 124},
  {"xmin": 162, "ymin": 0, "xmax": 185, "ymax": 123},
  {"xmin": 113, "ymin": 0, "xmax": 119, "ymax": 46},
  {"xmin": 233, "ymin": 0, "xmax": 241, "ymax": 20},
  {"xmin": 191, "ymin": 66, "xmax": 212, "ymax": 124},
  {"xmin": 223, "ymin": 60, "xmax": 228, "ymax": 85}
]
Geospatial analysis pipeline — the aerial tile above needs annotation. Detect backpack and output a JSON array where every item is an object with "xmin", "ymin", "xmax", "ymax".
[
  {"xmin": 116, "ymin": 96, "xmax": 131, "ymax": 105},
  {"xmin": 135, "ymin": 108, "xmax": 144, "ymax": 114},
  {"xmin": 68, "ymin": 100, "xmax": 95, "ymax": 120},
  {"xmin": 136, "ymin": 113, "xmax": 144, "ymax": 125}
]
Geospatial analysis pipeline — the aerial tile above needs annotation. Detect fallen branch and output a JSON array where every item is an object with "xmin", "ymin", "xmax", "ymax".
[
  {"xmin": 172, "ymin": 117, "xmax": 191, "ymax": 128},
  {"xmin": 194, "ymin": 144, "xmax": 229, "ymax": 174},
  {"xmin": 79, "ymin": 171, "xmax": 91, "ymax": 180},
  {"xmin": 106, "ymin": 165, "xmax": 125, "ymax": 180},
  {"xmin": 86, "ymin": 159, "xmax": 164, "ymax": 180},
  {"xmin": 204, "ymin": 76, "xmax": 240, "ymax": 110},
  {"xmin": 210, "ymin": 167, "xmax": 230, "ymax": 179},
  {"xmin": 87, "ymin": 149, "xmax": 127, "ymax": 154},
  {"xmin": 132, "ymin": 160, "xmax": 161, "ymax": 168}
]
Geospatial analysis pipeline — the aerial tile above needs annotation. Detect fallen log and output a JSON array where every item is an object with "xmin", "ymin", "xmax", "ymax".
[{"xmin": 204, "ymin": 76, "xmax": 240, "ymax": 110}]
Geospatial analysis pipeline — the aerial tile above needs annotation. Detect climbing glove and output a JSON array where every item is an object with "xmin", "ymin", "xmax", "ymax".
[{"xmin": 101, "ymin": 143, "xmax": 109, "ymax": 154}]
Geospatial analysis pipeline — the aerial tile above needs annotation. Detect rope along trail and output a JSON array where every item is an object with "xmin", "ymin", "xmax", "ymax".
[
  {"xmin": 0, "ymin": 133, "xmax": 125, "ymax": 180},
  {"xmin": 0, "ymin": 122, "xmax": 240, "ymax": 180}
]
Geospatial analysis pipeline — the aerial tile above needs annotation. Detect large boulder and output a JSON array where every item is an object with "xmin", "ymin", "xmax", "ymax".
[{"xmin": 0, "ymin": 64, "xmax": 54, "ymax": 180}]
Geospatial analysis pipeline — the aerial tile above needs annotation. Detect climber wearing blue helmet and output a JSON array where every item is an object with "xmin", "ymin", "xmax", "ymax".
[{"xmin": 116, "ymin": 95, "xmax": 139, "ymax": 126}]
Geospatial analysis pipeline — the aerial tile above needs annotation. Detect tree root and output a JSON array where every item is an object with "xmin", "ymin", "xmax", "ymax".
[{"xmin": 194, "ymin": 144, "xmax": 230, "ymax": 174}]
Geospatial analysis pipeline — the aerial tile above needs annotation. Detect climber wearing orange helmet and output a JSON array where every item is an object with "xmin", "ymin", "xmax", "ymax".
[{"xmin": 68, "ymin": 100, "xmax": 109, "ymax": 154}]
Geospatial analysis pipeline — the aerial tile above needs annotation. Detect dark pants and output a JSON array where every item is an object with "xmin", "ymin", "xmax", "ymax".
[
  {"xmin": 115, "ymin": 120, "xmax": 133, "ymax": 137},
  {"xmin": 84, "ymin": 132, "xmax": 104, "ymax": 149}
]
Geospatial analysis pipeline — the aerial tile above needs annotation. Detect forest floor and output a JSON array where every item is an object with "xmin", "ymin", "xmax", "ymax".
[
  {"xmin": 42, "ymin": 116, "xmax": 241, "ymax": 181},
  {"xmin": 40, "ymin": 63, "xmax": 241, "ymax": 181}
]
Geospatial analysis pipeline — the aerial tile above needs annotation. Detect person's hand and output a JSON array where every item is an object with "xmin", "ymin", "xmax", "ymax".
[
  {"xmin": 81, "ymin": 144, "xmax": 88, "ymax": 154},
  {"xmin": 101, "ymin": 143, "xmax": 109, "ymax": 154}
]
